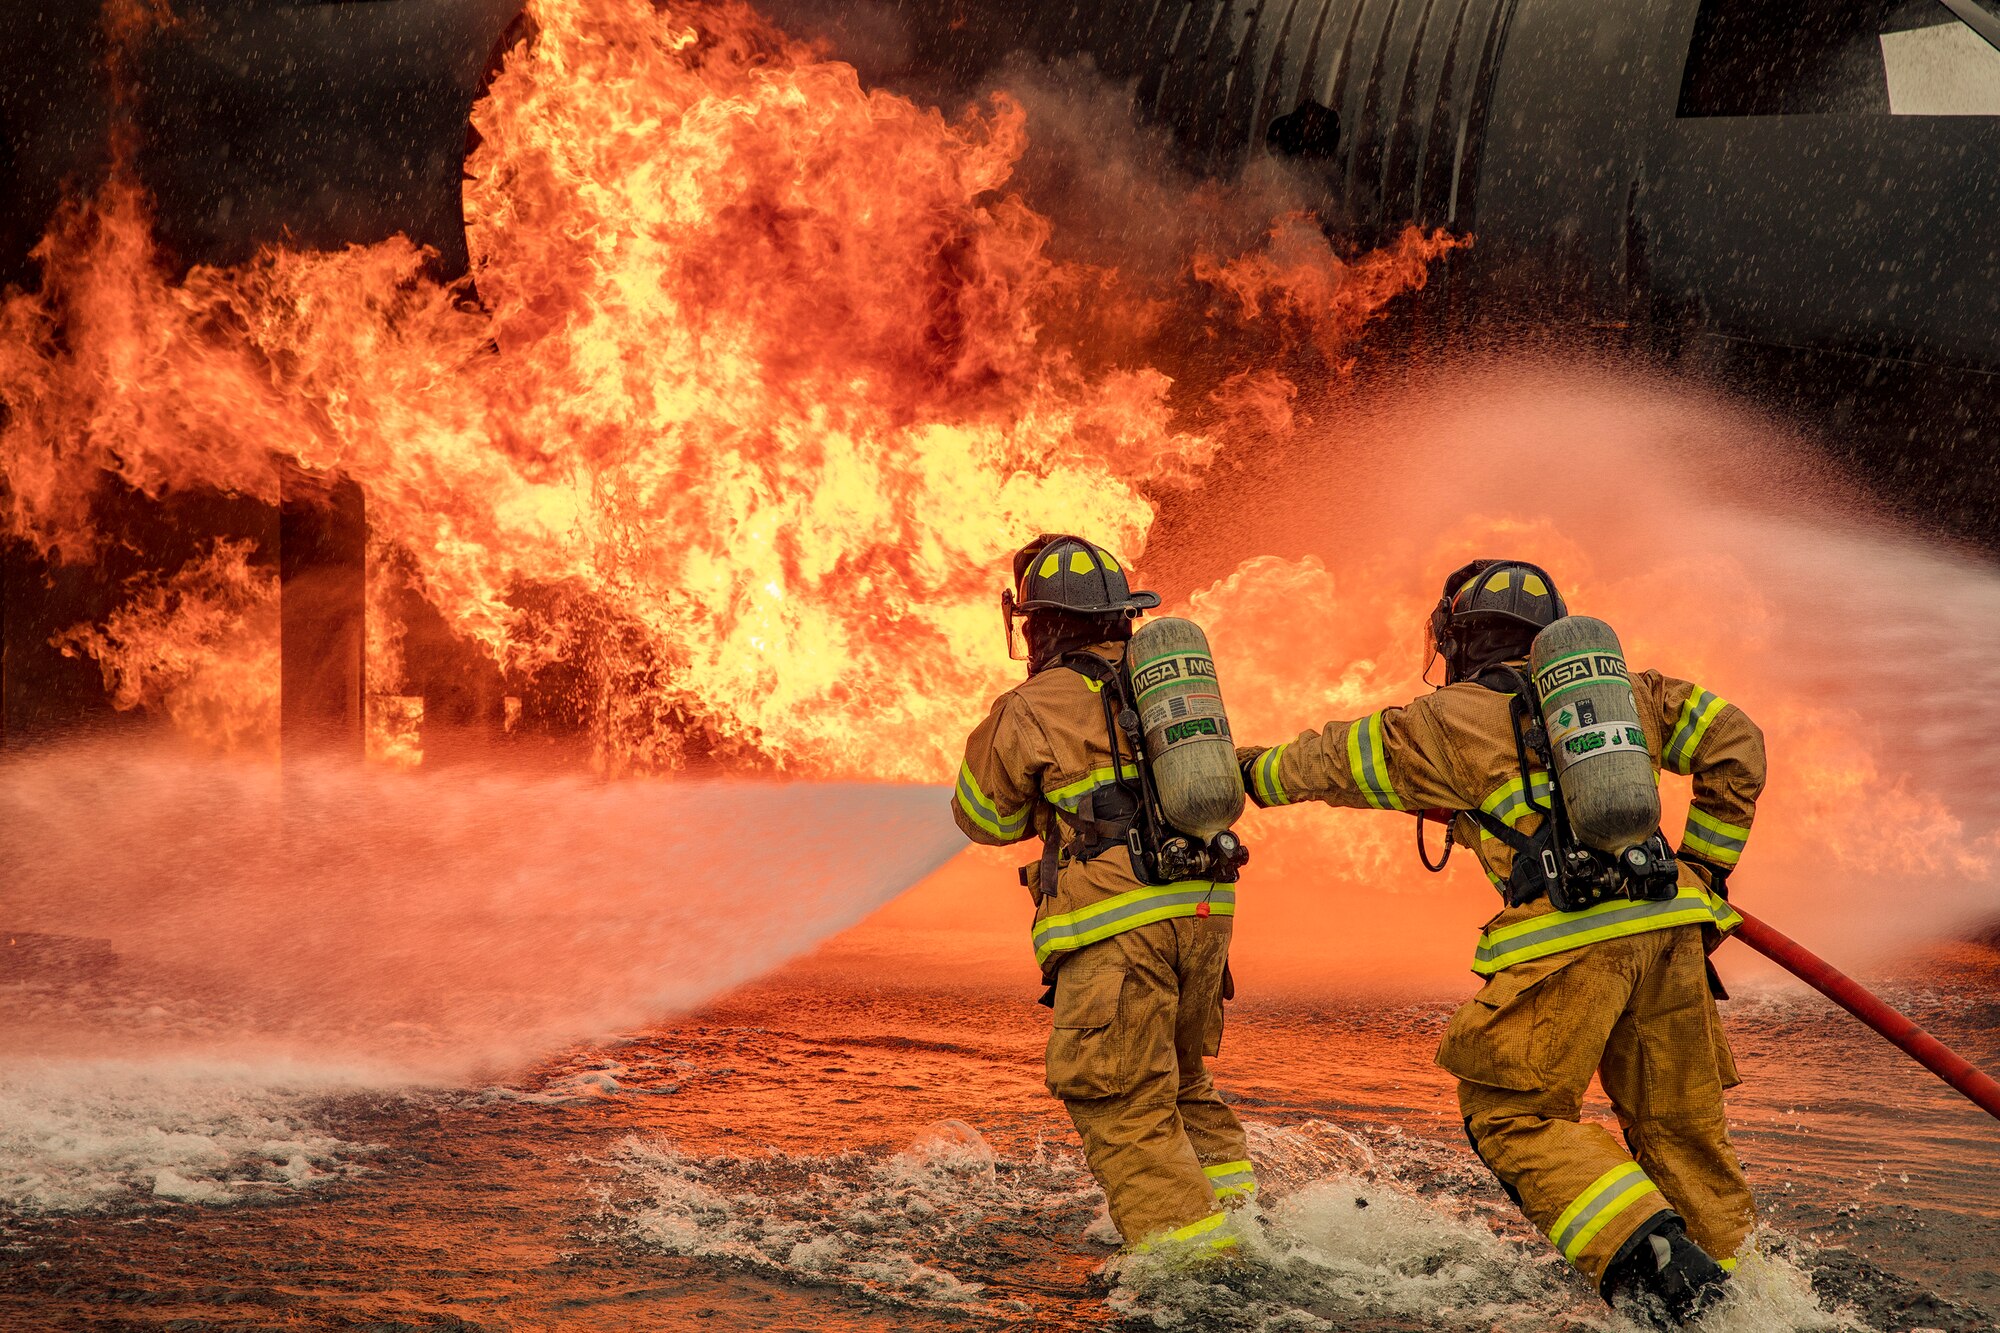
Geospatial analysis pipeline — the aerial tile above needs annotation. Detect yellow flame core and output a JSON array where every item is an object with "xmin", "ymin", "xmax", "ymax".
[{"xmin": 0, "ymin": 0, "xmax": 1455, "ymax": 775}]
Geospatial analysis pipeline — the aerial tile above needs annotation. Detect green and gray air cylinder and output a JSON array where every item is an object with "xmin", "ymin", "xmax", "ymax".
[
  {"xmin": 1126, "ymin": 617, "xmax": 1244, "ymax": 840},
  {"xmin": 1530, "ymin": 616, "xmax": 1660, "ymax": 853}
]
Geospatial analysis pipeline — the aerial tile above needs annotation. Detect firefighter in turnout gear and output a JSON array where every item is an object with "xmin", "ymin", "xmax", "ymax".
[
  {"xmin": 1237, "ymin": 560, "xmax": 1763, "ymax": 1327},
  {"xmin": 951, "ymin": 535, "xmax": 1254, "ymax": 1259}
]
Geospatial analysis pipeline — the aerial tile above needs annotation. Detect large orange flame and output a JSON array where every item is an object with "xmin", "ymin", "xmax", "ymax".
[{"xmin": 0, "ymin": 0, "xmax": 1455, "ymax": 774}]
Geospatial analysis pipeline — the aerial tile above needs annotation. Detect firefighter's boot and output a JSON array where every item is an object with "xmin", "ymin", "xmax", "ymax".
[{"xmin": 1601, "ymin": 1213, "xmax": 1728, "ymax": 1328}]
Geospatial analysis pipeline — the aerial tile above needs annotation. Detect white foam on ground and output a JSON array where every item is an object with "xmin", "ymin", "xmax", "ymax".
[
  {"xmin": 1700, "ymin": 1244, "xmax": 1863, "ymax": 1333},
  {"xmin": 604, "ymin": 1119, "xmax": 1099, "ymax": 1313},
  {"xmin": 1113, "ymin": 1197, "xmax": 1856, "ymax": 1332},
  {"xmin": 0, "ymin": 1058, "xmax": 388, "ymax": 1215},
  {"xmin": 478, "ymin": 1057, "xmax": 689, "ymax": 1106},
  {"xmin": 607, "ymin": 1117, "xmax": 1871, "ymax": 1330}
]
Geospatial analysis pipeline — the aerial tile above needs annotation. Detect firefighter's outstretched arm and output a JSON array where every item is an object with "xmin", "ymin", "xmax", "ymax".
[
  {"xmin": 1235, "ymin": 699, "xmax": 1465, "ymax": 814},
  {"xmin": 1658, "ymin": 676, "xmax": 1766, "ymax": 881},
  {"xmin": 952, "ymin": 694, "xmax": 1046, "ymax": 847}
]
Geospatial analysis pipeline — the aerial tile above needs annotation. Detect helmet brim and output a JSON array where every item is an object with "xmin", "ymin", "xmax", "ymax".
[
  {"xmin": 1016, "ymin": 589, "xmax": 1160, "ymax": 615},
  {"xmin": 1450, "ymin": 607, "xmax": 1549, "ymax": 632}
]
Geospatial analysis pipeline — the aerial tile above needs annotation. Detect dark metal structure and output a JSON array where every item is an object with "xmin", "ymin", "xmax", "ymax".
[
  {"xmin": 957, "ymin": 0, "xmax": 2000, "ymax": 533},
  {"xmin": 1002, "ymin": 0, "xmax": 2000, "ymax": 377},
  {"xmin": 279, "ymin": 473, "xmax": 367, "ymax": 760}
]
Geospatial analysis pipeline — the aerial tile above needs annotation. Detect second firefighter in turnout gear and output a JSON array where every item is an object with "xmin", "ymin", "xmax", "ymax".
[
  {"xmin": 951, "ymin": 535, "xmax": 1255, "ymax": 1259},
  {"xmin": 1238, "ymin": 559, "xmax": 1763, "ymax": 1326}
]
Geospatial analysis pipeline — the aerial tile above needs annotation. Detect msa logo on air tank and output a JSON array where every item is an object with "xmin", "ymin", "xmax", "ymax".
[
  {"xmin": 1164, "ymin": 716, "xmax": 1227, "ymax": 746},
  {"xmin": 1564, "ymin": 725, "xmax": 1647, "ymax": 758},
  {"xmin": 1537, "ymin": 652, "xmax": 1629, "ymax": 694},
  {"xmin": 1131, "ymin": 654, "xmax": 1215, "ymax": 696}
]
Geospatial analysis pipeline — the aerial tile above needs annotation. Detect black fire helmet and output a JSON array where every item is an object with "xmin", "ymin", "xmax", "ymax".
[
  {"xmin": 1425, "ymin": 558, "xmax": 1567, "ymax": 682},
  {"xmin": 1002, "ymin": 534, "xmax": 1159, "ymax": 659}
]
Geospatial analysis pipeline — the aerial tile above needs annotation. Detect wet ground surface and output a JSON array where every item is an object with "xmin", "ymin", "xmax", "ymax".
[{"xmin": 3, "ymin": 941, "xmax": 1997, "ymax": 1332}]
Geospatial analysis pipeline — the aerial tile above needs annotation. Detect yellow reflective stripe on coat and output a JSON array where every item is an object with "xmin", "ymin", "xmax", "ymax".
[
  {"xmin": 1683, "ymin": 805, "xmax": 1751, "ymax": 867},
  {"xmin": 1346, "ymin": 712, "xmax": 1406, "ymax": 810},
  {"xmin": 1134, "ymin": 1208, "xmax": 1238, "ymax": 1254},
  {"xmin": 1204, "ymin": 1159, "xmax": 1258, "ymax": 1200},
  {"xmin": 1470, "ymin": 885, "xmax": 1742, "ymax": 975},
  {"xmin": 1665, "ymin": 689, "xmax": 1729, "ymax": 774},
  {"xmin": 1046, "ymin": 764, "xmax": 1139, "ymax": 813},
  {"xmin": 1477, "ymin": 771, "xmax": 1554, "ymax": 837},
  {"xmin": 1251, "ymin": 744, "xmax": 1291, "ymax": 807},
  {"xmin": 1549, "ymin": 1162, "xmax": 1663, "ymax": 1265},
  {"xmin": 956, "ymin": 762, "xmax": 1027, "ymax": 839},
  {"xmin": 1033, "ymin": 883, "xmax": 1235, "ymax": 965}
]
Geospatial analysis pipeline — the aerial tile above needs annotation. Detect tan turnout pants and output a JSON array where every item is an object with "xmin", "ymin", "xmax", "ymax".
[
  {"xmin": 1436, "ymin": 923, "xmax": 1756, "ymax": 1287},
  {"xmin": 1046, "ymin": 914, "xmax": 1250, "ymax": 1249}
]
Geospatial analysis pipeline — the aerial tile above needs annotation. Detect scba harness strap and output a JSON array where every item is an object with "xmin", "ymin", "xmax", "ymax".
[
  {"xmin": 1465, "ymin": 664, "xmax": 1679, "ymax": 914},
  {"xmin": 1464, "ymin": 664, "xmax": 1566, "ymax": 908},
  {"xmin": 1027, "ymin": 652, "xmax": 1148, "ymax": 898}
]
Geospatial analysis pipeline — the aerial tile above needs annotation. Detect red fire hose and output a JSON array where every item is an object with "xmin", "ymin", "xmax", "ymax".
[{"xmin": 1730, "ymin": 906, "xmax": 2000, "ymax": 1123}]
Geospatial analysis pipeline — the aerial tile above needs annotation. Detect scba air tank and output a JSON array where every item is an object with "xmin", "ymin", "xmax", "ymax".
[
  {"xmin": 1126, "ymin": 617, "xmax": 1245, "ymax": 840},
  {"xmin": 1530, "ymin": 616, "xmax": 1660, "ymax": 853}
]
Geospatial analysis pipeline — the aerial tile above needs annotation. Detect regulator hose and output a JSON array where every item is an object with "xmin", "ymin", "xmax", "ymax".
[{"xmin": 1730, "ymin": 907, "xmax": 2000, "ymax": 1124}]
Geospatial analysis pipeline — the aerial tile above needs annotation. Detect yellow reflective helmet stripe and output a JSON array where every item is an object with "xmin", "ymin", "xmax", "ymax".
[
  {"xmin": 1204, "ymin": 1160, "xmax": 1258, "ymax": 1200},
  {"xmin": 1252, "ymin": 743, "xmax": 1291, "ymax": 807},
  {"xmin": 1033, "ymin": 883, "xmax": 1235, "ymax": 965},
  {"xmin": 1665, "ymin": 689, "xmax": 1729, "ymax": 774},
  {"xmin": 1346, "ymin": 712, "xmax": 1406, "ymax": 811},
  {"xmin": 1683, "ymin": 805, "xmax": 1750, "ymax": 866},
  {"xmin": 1100, "ymin": 551, "xmax": 1121, "ymax": 572},
  {"xmin": 1037, "ymin": 550, "xmax": 1062, "ymax": 577},
  {"xmin": 1522, "ymin": 573, "xmax": 1549, "ymax": 597},
  {"xmin": 955, "ymin": 762, "xmax": 1027, "ymax": 839},
  {"xmin": 1068, "ymin": 549, "xmax": 1097, "ymax": 575},
  {"xmin": 1549, "ymin": 1162, "xmax": 1663, "ymax": 1265},
  {"xmin": 1470, "ymin": 885, "xmax": 1742, "ymax": 975}
]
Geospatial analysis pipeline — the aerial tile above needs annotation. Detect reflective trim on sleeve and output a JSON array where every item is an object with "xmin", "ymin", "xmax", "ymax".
[
  {"xmin": 1471, "ymin": 886, "xmax": 1742, "ymax": 975},
  {"xmin": 1477, "ymin": 771, "xmax": 1554, "ymax": 835},
  {"xmin": 956, "ymin": 762, "xmax": 1028, "ymax": 839},
  {"xmin": 1345, "ymin": 712, "xmax": 1406, "ymax": 811},
  {"xmin": 1032, "ymin": 883, "xmax": 1235, "ymax": 966},
  {"xmin": 1045, "ymin": 763, "xmax": 1141, "ymax": 813},
  {"xmin": 1665, "ymin": 689, "xmax": 1729, "ymax": 774},
  {"xmin": 1549, "ymin": 1162, "xmax": 1663, "ymax": 1266},
  {"xmin": 1203, "ymin": 1160, "xmax": 1258, "ymax": 1201},
  {"xmin": 1682, "ymin": 805, "xmax": 1750, "ymax": 867},
  {"xmin": 1251, "ymin": 744, "xmax": 1291, "ymax": 807}
]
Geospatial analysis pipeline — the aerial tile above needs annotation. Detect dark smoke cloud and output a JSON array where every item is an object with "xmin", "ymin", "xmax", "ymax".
[{"xmin": 0, "ymin": 0, "xmax": 521, "ymax": 284}]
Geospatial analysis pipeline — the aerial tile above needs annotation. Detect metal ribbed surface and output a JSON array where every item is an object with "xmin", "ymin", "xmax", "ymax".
[{"xmin": 1048, "ymin": 0, "xmax": 1518, "ymax": 232}]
